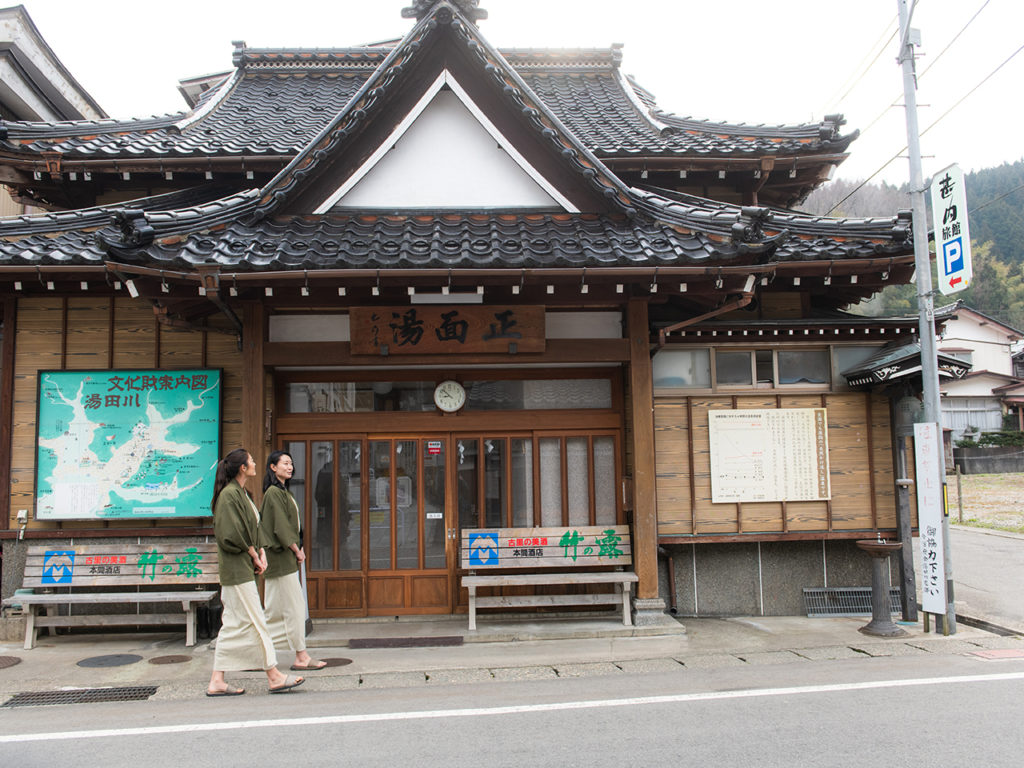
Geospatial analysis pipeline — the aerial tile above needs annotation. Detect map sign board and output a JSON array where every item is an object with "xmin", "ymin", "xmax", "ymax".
[
  {"xmin": 34, "ymin": 369, "xmax": 221, "ymax": 520},
  {"xmin": 709, "ymin": 408, "xmax": 830, "ymax": 503},
  {"xmin": 930, "ymin": 163, "xmax": 973, "ymax": 296}
]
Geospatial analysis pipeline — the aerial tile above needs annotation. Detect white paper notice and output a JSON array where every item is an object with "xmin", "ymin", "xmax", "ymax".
[{"xmin": 709, "ymin": 408, "xmax": 830, "ymax": 503}]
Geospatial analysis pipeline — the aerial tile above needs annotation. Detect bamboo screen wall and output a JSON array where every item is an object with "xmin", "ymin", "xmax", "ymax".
[
  {"xmin": 655, "ymin": 392, "xmax": 903, "ymax": 537},
  {"xmin": 7, "ymin": 297, "xmax": 244, "ymax": 531}
]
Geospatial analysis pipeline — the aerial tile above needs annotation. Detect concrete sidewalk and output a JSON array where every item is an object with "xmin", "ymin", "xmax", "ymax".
[{"xmin": 1, "ymin": 612, "xmax": 1020, "ymax": 702}]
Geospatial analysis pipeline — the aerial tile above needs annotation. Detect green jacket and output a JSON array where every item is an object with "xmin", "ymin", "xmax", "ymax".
[
  {"xmin": 261, "ymin": 484, "xmax": 301, "ymax": 578},
  {"xmin": 213, "ymin": 480, "xmax": 262, "ymax": 587}
]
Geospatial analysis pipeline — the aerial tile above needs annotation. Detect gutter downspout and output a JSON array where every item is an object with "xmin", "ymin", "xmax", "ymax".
[{"xmin": 657, "ymin": 274, "xmax": 758, "ymax": 348}]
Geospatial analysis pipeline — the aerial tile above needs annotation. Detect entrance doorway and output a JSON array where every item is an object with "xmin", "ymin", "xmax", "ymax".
[
  {"xmin": 281, "ymin": 435, "xmax": 451, "ymax": 617},
  {"xmin": 279, "ymin": 430, "xmax": 623, "ymax": 617}
]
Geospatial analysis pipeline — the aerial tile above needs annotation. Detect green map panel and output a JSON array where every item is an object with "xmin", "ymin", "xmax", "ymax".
[{"xmin": 35, "ymin": 369, "xmax": 221, "ymax": 520}]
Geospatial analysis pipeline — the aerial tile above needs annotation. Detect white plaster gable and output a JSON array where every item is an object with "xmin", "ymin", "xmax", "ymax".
[{"xmin": 316, "ymin": 71, "xmax": 573, "ymax": 213}]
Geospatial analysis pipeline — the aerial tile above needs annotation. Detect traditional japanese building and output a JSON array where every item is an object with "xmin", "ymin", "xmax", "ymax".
[{"xmin": 0, "ymin": 0, "xmax": 923, "ymax": 623}]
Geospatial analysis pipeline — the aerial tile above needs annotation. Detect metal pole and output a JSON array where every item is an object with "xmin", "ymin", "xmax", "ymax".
[{"xmin": 896, "ymin": 0, "xmax": 955, "ymax": 633}]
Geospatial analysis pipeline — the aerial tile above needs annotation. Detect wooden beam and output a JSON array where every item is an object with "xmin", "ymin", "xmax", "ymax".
[
  {"xmin": 242, "ymin": 302, "xmax": 266, "ymax": 505},
  {"xmin": 263, "ymin": 338, "xmax": 631, "ymax": 367},
  {"xmin": 627, "ymin": 298, "xmax": 658, "ymax": 600},
  {"xmin": 1, "ymin": 297, "xmax": 15, "ymax": 528}
]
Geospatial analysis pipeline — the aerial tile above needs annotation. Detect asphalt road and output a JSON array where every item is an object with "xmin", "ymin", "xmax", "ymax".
[
  {"xmin": 950, "ymin": 526, "xmax": 1024, "ymax": 633},
  {"xmin": 3, "ymin": 649, "xmax": 1023, "ymax": 767}
]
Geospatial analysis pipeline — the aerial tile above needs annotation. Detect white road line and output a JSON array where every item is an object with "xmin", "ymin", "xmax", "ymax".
[{"xmin": 4, "ymin": 671, "xmax": 1024, "ymax": 744}]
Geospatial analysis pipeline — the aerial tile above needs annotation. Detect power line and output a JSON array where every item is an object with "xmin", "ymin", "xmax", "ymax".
[
  {"xmin": 826, "ymin": 40, "xmax": 1024, "ymax": 215},
  {"xmin": 968, "ymin": 181, "xmax": 1024, "ymax": 215},
  {"xmin": 818, "ymin": 20, "xmax": 897, "ymax": 115},
  {"xmin": 851, "ymin": 0, "xmax": 994, "ymax": 143}
]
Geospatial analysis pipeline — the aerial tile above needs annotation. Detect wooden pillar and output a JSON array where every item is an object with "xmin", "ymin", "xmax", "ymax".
[
  {"xmin": 242, "ymin": 302, "xmax": 266, "ymax": 505},
  {"xmin": 627, "ymin": 298, "xmax": 658, "ymax": 599},
  {"xmin": 1, "ymin": 297, "xmax": 15, "ymax": 528}
]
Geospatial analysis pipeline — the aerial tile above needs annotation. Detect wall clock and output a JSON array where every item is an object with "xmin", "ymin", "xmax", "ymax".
[{"xmin": 433, "ymin": 380, "xmax": 466, "ymax": 413}]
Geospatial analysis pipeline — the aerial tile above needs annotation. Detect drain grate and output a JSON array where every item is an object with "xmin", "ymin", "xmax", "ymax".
[
  {"xmin": 77, "ymin": 654, "xmax": 143, "ymax": 668},
  {"xmin": 148, "ymin": 655, "xmax": 192, "ymax": 665},
  {"xmin": 3, "ymin": 686, "xmax": 158, "ymax": 708},
  {"xmin": 0, "ymin": 656, "xmax": 22, "ymax": 670},
  {"xmin": 804, "ymin": 587, "xmax": 902, "ymax": 617},
  {"xmin": 349, "ymin": 636, "xmax": 463, "ymax": 649}
]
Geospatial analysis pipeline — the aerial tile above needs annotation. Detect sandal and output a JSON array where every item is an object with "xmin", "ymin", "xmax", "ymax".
[
  {"xmin": 206, "ymin": 686, "xmax": 245, "ymax": 697},
  {"xmin": 291, "ymin": 659, "xmax": 328, "ymax": 670},
  {"xmin": 269, "ymin": 674, "xmax": 304, "ymax": 693}
]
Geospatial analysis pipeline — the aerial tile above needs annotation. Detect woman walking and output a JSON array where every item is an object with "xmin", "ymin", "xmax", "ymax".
[
  {"xmin": 207, "ymin": 448, "xmax": 304, "ymax": 696},
  {"xmin": 261, "ymin": 450, "xmax": 326, "ymax": 671}
]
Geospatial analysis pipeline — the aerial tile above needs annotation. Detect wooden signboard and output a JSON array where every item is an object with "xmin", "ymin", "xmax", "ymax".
[
  {"xmin": 460, "ymin": 525, "xmax": 632, "ymax": 569},
  {"xmin": 350, "ymin": 306, "xmax": 545, "ymax": 355},
  {"xmin": 22, "ymin": 543, "xmax": 219, "ymax": 588}
]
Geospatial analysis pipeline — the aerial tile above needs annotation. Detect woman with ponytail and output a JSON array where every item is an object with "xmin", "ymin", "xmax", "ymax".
[
  {"xmin": 261, "ymin": 450, "xmax": 325, "ymax": 671},
  {"xmin": 206, "ymin": 448, "xmax": 304, "ymax": 696}
]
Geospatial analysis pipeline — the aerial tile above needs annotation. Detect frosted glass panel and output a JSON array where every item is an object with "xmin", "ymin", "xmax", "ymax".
[
  {"xmin": 337, "ymin": 441, "xmax": 361, "ymax": 571},
  {"xmin": 715, "ymin": 351, "xmax": 752, "ymax": 385},
  {"xmin": 423, "ymin": 441, "xmax": 446, "ymax": 568},
  {"xmin": 567, "ymin": 437, "xmax": 589, "ymax": 525},
  {"xmin": 511, "ymin": 439, "xmax": 533, "ymax": 527},
  {"xmin": 369, "ymin": 441, "xmax": 391, "ymax": 569},
  {"xmin": 653, "ymin": 349, "xmax": 711, "ymax": 388},
  {"xmin": 395, "ymin": 440, "xmax": 418, "ymax": 570},
  {"xmin": 593, "ymin": 437, "xmax": 616, "ymax": 525},
  {"xmin": 539, "ymin": 438, "xmax": 562, "ymax": 526},
  {"xmin": 310, "ymin": 441, "xmax": 333, "ymax": 571}
]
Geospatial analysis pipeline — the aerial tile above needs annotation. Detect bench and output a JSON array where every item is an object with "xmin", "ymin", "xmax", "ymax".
[
  {"xmin": 460, "ymin": 525, "xmax": 638, "ymax": 631},
  {"xmin": 1, "ymin": 542, "xmax": 219, "ymax": 650}
]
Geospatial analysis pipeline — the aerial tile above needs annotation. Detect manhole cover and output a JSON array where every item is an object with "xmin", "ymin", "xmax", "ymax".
[
  {"xmin": 77, "ymin": 654, "xmax": 143, "ymax": 668},
  {"xmin": 0, "ymin": 656, "xmax": 22, "ymax": 670},
  {"xmin": 149, "ymin": 655, "xmax": 193, "ymax": 665},
  {"xmin": 3, "ymin": 686, "xmax": 158, "ymax": 708},
  {"xmin": 321, "ymin": 657, "xmax": 353, "ymax": 667}
]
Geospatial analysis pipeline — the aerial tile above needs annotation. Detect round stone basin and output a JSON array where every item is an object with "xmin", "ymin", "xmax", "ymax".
[{"xmin": 856, "ymin": 539, "xmax": 903, "ymax": 556}]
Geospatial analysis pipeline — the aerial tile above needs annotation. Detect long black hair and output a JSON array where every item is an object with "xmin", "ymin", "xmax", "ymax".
[
  {"xmin": 211, "ymin": 447, "xmax": 250, "ymax": 512},
  {"xmin": 263, "ymin": 450, "xmax": 293, "ymax": 493}
]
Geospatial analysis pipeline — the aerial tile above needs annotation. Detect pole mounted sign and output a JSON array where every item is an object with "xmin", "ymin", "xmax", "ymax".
[{"xmin": 930, "ymin": 163, "xmax": 972, "ymax": 295}]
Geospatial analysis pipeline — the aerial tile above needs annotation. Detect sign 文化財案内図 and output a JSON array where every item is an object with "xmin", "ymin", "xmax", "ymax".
[
  {"xmin": 930, "ymin": 164, "xmax": 973, "ymax": 296},
  {"xmin": 34, "ymin": 369, "xmax": 221, "ymax": 520}
]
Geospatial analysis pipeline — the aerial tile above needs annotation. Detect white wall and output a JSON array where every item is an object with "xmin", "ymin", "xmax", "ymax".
[
  {"xmin": 334, "ymin": 90, "xmax": 559, "ymax": 210},
  {"xmin": 938, "ymin": 311, "xmax": 1019, "ymax": 375}
]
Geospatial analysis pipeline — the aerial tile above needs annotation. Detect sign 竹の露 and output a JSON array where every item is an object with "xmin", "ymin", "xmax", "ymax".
[{"xmin": 930, "ymin": 164, "xmax": 972, "ymax": 296}]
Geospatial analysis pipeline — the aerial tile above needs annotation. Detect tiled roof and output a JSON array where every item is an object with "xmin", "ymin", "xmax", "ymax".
[
  {"xmin": 0, "ymin": 39, "xmax": 853, "ymax": 162},
  {"xmin": 0, "ymin": 184, "xmax": 912, "ymax": 273}
]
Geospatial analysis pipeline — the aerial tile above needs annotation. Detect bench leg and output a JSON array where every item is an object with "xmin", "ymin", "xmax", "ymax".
[
  {"xmin": 468, "ymin": 586, "xmax": 477, "ymax": 631},
  {"xmin": 24, "ymin": 607, "xmax": 37, "ymax": 650},
  {"xmin": 183, "ymin": 602, "xmax": 197, "ymax": 647},
  {"xmin": 621, "ymin": 583, "xmax": 633, "ymax": 627}
]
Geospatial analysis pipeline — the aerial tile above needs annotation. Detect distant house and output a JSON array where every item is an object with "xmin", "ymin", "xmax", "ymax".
[
  {"xmin": 934, "ymin": 301, "xmax": 1023, "ymax": 439},
  {"xmin": 0, "ymin": 4, "xmax": 105, "ymax": 215}
]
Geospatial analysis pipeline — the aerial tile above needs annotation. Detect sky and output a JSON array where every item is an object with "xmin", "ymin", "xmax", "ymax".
[{"xmin": 22, "ymin": 0, "xmax": 1024, "ymax": 186}]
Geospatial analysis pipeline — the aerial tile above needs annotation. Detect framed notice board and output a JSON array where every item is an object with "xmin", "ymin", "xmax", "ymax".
[{"xmin": 34, "ymin": 369, "xmax": 221, "ymax": 520}]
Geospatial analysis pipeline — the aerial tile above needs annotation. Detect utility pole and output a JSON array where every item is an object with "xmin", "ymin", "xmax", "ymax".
[{"xmin": 896, "ymin": 0, "xmax": 955, "ymax": 633}]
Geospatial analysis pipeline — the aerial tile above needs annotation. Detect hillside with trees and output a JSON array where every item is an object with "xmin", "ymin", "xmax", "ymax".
[{"xmin": 800, "ymin": 160, "xmax": 1024, "ymax": 330}]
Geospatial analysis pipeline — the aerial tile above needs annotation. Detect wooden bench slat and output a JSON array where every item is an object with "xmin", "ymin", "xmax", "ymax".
[
  {"xmin": 463, "ymin": 572, "xmax": 637, "ymax": 587},
  {"xmin": 5, "ymin": 591, "xmax": 218, "ymax": 606},
  {"xmin": 475, "ymin": 594, "xmax": 623, "ymax": 609},
  {"xmin": 34, "ymin": 613, "xmax": 197, "ymax": 629},
  {"xmin": 10, "ymin": 543, "xmax": 220, "ymax": 650}
]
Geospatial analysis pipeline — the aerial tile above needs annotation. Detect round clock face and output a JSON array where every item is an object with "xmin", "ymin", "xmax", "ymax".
[{"xmin": 433, "ymin": 380, "xmax": 466, "ymax": 413}]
